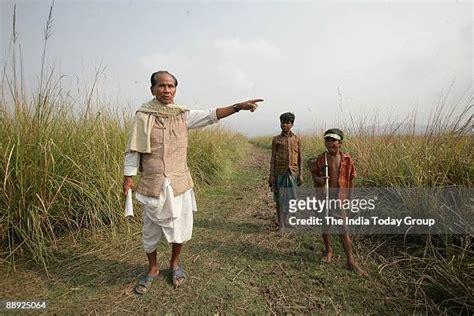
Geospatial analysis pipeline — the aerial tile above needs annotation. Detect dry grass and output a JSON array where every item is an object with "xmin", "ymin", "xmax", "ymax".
[{"xmin": 1, "ymin": 3, "xmax": 472, "ymax": 312}]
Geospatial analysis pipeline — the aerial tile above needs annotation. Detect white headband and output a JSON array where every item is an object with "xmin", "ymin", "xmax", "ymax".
[{"xmin": 324, "ymin": 133, "xmax": 342, "ymax": 140}]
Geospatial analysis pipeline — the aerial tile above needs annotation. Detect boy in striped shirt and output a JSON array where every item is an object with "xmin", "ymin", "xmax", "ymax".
[{"xmin": 269, "ymin": 112, "xmax": 303, "ymax": 234}]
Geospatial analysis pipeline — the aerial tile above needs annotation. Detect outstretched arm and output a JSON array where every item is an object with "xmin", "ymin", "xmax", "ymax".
[{"xmin": 216, "ymin": 99, "xmax": 263, "ymax": 120}]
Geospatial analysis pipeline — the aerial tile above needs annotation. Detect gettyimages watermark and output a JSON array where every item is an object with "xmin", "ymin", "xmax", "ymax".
[{"xmin": 277, "ymin": 187, "xmax": 473, "ymax": 234}]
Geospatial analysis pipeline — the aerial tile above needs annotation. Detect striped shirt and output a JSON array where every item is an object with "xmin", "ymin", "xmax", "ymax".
[{"xmin": 270, "ymin": 131, "xmax": 303, "ymax": 181}]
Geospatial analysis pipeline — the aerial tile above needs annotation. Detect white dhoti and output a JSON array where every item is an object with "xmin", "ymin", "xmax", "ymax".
[
  {"xmin": 123, "ymin": 108, "xmax": 219, "ymax": 254},
  {"xmin": 136, "ymin": 178, "xmax": 197, "ymax": 253}
]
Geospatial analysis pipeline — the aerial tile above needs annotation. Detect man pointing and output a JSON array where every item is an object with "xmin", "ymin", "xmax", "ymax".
[{"xmin": 123, "ymin": 70, "xmax": 263, "ymax": 294}]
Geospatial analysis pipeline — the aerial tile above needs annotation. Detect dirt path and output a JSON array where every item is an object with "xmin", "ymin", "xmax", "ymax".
[{"xmin": 1, "ymin": 144, "xmax": 402, "ymax": 313}]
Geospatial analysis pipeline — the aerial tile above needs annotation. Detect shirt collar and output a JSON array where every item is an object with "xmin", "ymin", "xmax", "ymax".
[
  {"xmin": 339, "ymin": 151, "xmax": 351, "ymax": 164},
  {"xmin": 324, "ymin": 151, "xmax": 349, "ymax": 160},
  {"xmin": 280, "ymin": 130, "xmax": 295, "ymax": 137}
]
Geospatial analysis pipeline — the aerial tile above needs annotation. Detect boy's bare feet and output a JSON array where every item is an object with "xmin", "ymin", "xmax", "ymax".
[
  {"xmin": 146, "ymin": 266, "xmax": 159, "ymax": 278},
  {"xmin": 347, "ymin": 262, "xmax": 368, "ymax": 277},
  {"xmin": 321, "ymin": 251, "xmax": 333, "ymax": 263}
]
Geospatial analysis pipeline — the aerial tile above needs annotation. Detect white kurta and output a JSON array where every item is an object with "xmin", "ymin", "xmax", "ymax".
[{"xmin": 124, "ymin": 108, "xmax": 219, "ymax": 250}]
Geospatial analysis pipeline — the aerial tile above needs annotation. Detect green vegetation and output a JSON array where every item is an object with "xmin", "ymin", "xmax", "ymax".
[
  {"xmin": 0, "ymin": 98, "xmax": 127, "ymax": 265},
  {"xmin": 0, "ymin": 6, "xmax": 248, "ymax": 266},
  {"xmin": 188, "ymin": 128, "xmax": 248, "ymax": 187},
  {"xmin": 0, "ymin": 96, "xmax": 246, "ymax": 265},
  {"xmin": 249, "ymin": 135, "xmax": 273, "ymax": 150},
  {"xmin": 1, "ymin": 144, "xmax": 398, "ymax": 314},
  {"xmin": 1, "ymin": 5, "xmax": 472, "ymax": 313}
]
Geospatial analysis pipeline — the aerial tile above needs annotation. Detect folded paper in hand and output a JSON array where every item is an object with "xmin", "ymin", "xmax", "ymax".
[{"xmin": 125, "ymin": 189, "xmax": 134, "ymax": 218}]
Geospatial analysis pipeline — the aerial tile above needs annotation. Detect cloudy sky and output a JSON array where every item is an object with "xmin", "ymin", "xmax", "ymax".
[{"xmin": 1, "ymin": 1, "xmax": 471, "ymax": 136}]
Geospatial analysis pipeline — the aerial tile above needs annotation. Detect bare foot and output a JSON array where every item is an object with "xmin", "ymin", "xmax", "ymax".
[
  {"xmin": 146, "ymin": 268, "xmax": 159, "ymax": 278},
  {"xmin": 321, "ymin": 251, "xmax": 333, "ymax": 263},
  {"xmin": 347, "ymin": 262, "xmax": 368, "ymax": 277}
]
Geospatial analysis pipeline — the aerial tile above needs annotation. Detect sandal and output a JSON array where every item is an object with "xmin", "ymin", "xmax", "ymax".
[
  {"xmin": 134, "ymin": 274, "xmax": 157, "ymax": 294},
  {"xmin": 172, "ymin": 266, "xmax": 187, "ymax": 288}
]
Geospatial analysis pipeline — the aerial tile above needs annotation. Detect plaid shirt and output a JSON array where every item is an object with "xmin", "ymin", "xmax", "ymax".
[
  {"xmin": 270, "ymin": 131, "xmax": 303, "ymax": 181},
  {"xmin": 310, "ymin": 151, "xmax": 356, "ymax": 200}
]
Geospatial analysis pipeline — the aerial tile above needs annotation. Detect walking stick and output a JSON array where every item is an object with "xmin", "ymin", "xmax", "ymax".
[{"xmin": 324, "ymin": 151, "xmax": 329, "ymax": 218}]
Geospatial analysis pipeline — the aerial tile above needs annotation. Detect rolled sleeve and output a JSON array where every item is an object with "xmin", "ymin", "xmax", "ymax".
[
  {"xmin": 186, "ymin": 108, "xmax": 219, "ymax": 129},
  {"xmin": 124, "ymin": 151, "xmax": 140, "ymax": 176}
]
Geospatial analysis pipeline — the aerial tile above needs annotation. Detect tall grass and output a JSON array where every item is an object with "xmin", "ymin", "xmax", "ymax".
[
  {"xmin": 0, "ymin": 4, "xmax": 248, "ymax": 267},
  {"xmin": 0, "ymin": 102, "xmax": 247, "ymax": 266},
  {"xmin": 1, "ymin": 99, "xmax": 128, "ymax": 263},
  {"xmin": 345, "ymin": 109, "xmax": 473, "ymax": 312},
  {"xmin": 364, "ymin": 113, "xmax": 469, "ymax": 311},
  {"xmin": 189, "ymin": 127, "xmax": 248, "ymax": 187}
]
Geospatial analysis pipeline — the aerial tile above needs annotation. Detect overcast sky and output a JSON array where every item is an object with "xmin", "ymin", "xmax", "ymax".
[{"xmin": 1, "ymin": 1, "xmax": 472, "ymax": 136}]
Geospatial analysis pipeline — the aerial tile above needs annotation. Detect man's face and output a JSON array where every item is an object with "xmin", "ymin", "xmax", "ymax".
[
  {"xmin": 150, "ymin": 73, "xmax": 176, "ymax": 104},
  {"xmin": 324, "ymin": 137, "xmax": 342, "ymax": 154},
  {"xmin": 280, "ymin": 121, "xmax": 293, "ymax": 133}
]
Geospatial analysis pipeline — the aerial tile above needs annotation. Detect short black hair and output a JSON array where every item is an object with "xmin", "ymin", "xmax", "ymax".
[
  {"xmin": 150, "ymin": 71, "xmax": 178, "ymax": 87},
  {"xmin": 280, "ymin": 112, "xmax": 295, "ymax": 123},
  {"xmin": 324, "ymin": 128, "xmax": 344, "ymax": 140}
]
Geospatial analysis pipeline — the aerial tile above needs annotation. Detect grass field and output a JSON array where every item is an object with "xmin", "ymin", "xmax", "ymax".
[
  {"xmin": 2, "ymin": 144, "xmax": 407, "ymax": 314},
  {"xmin": 1, "ymin": 83, "xmax": 472, "ymax": 313},
  {"xmin": 1, "ymin": 125, "xmax": 472, "ymax": 313},
  {"xmin": 1, "ymin": 6, "xmax": 472, "ymax": 311}
]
